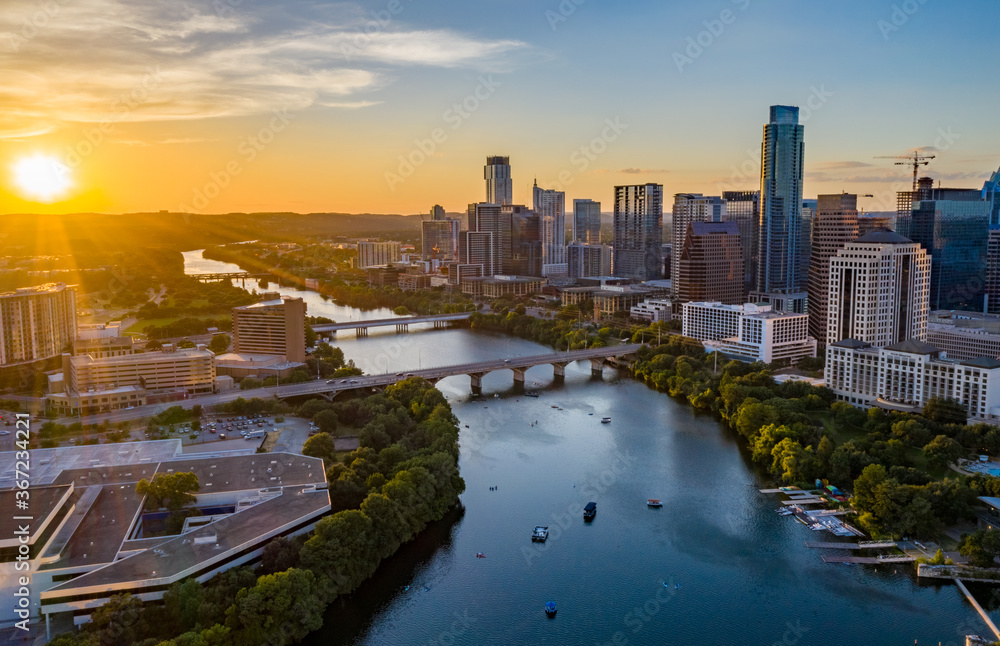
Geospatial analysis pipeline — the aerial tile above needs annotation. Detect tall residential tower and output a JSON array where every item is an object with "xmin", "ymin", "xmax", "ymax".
[
  {"xmin": 485, "ymin": 156, "xmax": 512, "ymax": 206},
  {"xmin": 613, "ymin": 184, "xmax": 663, "ymax": 281}
]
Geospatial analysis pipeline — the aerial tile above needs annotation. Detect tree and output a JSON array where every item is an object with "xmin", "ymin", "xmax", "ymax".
[
  {"xmin": 177, "ymin": 340, "xmax": 196, "ymax": 349},
  {"xmin": 923, "ymin": 434, "xmax": 965, "ymax": 469},
  {"xmin": 923, "ymin": 397, "xmax": 968, "ymax": 425},
  {"xmin": 136, "ymin": 472, "xmax": 200, "ymax": 511},
  {"xmin": 302, "ymin": 432, "xmax": 337, "ymax": 466},
  {"xmin": 959, "ymin": 529, "xmax": 1000, "ymax": 568},
  {"xmin": 208, "ymin": 333, "xmax": 231, "ymax": 354},
  {"xmin": 260, "ymin": 537, "xmax": 301, "ymax": 575},
  {"xmin": 314, "ymin": 409, "xmax": 339, "ymax": 434},
  {"xmin": 852, "ymin": 463, "xmax": 888, "ymax": 513},
  {"xmin": 191, "ymin": 404, "xmax": 203, "ymax": 418},
  {"xmin": 393, "ymin": 305, "xmax": 410, "ymax": 315},
  {"xmin": 225, "ymin": 568, "xmax": 325, "ymax": 646}
]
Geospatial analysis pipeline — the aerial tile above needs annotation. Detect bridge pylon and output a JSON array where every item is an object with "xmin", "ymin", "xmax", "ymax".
[
  {"xmin": 469, "ymin": 372, "xmax": 486, "ymax": 394},
  {"xmin": 590, "ymin": 358, "xmax": 605, "ymax": 377}
]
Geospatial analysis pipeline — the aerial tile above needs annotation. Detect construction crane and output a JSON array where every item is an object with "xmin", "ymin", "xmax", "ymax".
[{"xmin": 874, "ymin": 152, "xmax": 935, "ymax": 191}]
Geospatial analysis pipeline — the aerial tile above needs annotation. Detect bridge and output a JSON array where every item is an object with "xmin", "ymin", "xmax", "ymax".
[
  {"xmin": 312, "ymin": 312, "xmax": 474, "ymax": 337},
  {"xmin": 188, "ymin": 272, "xmax": 273, "ymax": 282},
  {"xmin": 50, "ymin": 345, "xmax": 644, "ymax": 426}
]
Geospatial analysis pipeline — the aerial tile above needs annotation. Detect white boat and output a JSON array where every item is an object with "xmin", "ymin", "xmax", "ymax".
[
  {"xmin": 601, "ymin": 417, "xmax": 611, "ymax": 424},
  {"xmin": 647, "ymin": 499, "xmax": 663, "ymax": 508}
]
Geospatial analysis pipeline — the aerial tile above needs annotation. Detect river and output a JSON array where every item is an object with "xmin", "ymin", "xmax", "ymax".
[{"xmin": 184, "ymin": 249, "xmax": 990, "ymax": 645}]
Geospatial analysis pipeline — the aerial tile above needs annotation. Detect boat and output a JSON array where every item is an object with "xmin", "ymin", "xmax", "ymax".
[
  {"xmin": 525, "ymin": 392, "xmax": 539, "ymax": 398},
  {"xmin": 776, "ymin": 507, "xmax": 793, "ymax": 516},
  {"xmin": 545, "ymin": 601, "xmax": 557, "ymax": 617},
  {"xmin": 601, "ymin": 417, "xmax": 611, "ymax": 424},
  {"xmin": 532, "ymin": 526, "xmax": 550, "ymax": 542},
  {"xmin": 647, "ymin": 499, "xmax": 663, "ymax": 508},
  {"xmin": 583, "ymin": 501, "xmax": 597, "ymax": 521}
]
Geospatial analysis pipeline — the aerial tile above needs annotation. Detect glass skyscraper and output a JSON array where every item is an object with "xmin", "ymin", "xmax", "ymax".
[
  {"xmin": 756, "ymin": 105, "xmax": 805, "ymax": 294},
  {"xmin": 484, "ymin": 156, "xmax": 512, "ymax": 206},
  {"xmin": 909, "ymin": 189, "xmax": 990, "ymax": 311},
  {"xmin": 613, "ymin": 184, "xmax": 663, "ymax": 281}
]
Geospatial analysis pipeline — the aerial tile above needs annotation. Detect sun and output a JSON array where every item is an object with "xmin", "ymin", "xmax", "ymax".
[{"xmin": 13, "ymin": 154, "xmax": 73, "ymax": 202}]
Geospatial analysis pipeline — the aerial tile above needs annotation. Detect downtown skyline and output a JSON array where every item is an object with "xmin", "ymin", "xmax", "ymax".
[{"xmin": 1, "ymin": 0, "xmax": 998, "ymax": 215}]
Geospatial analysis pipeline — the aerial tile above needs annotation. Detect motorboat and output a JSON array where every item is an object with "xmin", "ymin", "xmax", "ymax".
[
  {"xmin": 601, "ymin": 417, "xmax": 611, "ymax": 424},
  {"xmin": 647, "ymin": 499, "xmax": 663, "ymax": 508},
  {"xmin": 583, "ymin": 501, "xmax": 597, "ymax": 521},
  {"xmin": 532, "ymin": 526, "xmax": 550, "ymax": 542},
  {"xmin": 545, "ymin": 601, "xmax": 557, "ymax": 617}
]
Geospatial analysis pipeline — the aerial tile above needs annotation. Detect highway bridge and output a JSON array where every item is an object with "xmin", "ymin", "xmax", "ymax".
[
  {"xmin": 188, "ymin": 272, "xmax": 273, "ymax": 282},
  {"xmin": 312, "ymin": 312, "xmax": 474, "ymax": 336},
  {"xmin": 50, "ymin": 345, "xmax": 644, "ymax": 426}
]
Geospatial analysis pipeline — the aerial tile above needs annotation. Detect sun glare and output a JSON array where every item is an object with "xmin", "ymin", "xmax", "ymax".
[{"xmin": 13, "ymin": 154, "xmax": 73, "ymax": 202}]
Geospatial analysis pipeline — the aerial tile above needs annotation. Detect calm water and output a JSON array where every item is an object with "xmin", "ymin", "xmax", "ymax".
[{"xmin": 185, "ymin": 250, "xmax": 990, "ymax": 646}]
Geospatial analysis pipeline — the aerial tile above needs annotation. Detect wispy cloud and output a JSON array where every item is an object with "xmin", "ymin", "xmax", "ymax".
[
  {"xmin": 814, "ymin": 161, "xmax": 873, "ymax": 170},
  {"xmin": 0, "ymin": 0, "xmax": 528, "ymax": 137},
  {"xmin": 596, "ymin": 168, "xmax": 669, "ymax": 175}
]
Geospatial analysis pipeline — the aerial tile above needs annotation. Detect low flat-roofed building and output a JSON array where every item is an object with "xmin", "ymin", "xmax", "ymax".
[
  {"xmin": 825, "ymin": 338, "xmax": 1000, "ymax": 421},
  {"xmin": 927, "ymin": 310, "xmax": 1000, "ymax": 361},
  {"xmin": 213, "ymin": 352, "xmax": 304, "ymax": 380},
  {"xmin": 630, "ymin": 298, "xmax": 674, "ymax": 323},
  {"xmin": 398, "ymin": 273, "xmax": 432, "ymax": 291},
  {"xmin": 0, "ymin": 445, "xmax": 329, "ymax": 629},
  {"xmin": 460, "ymin": 275, "xmax": 545, "ymax": 298},
  {"xmin": 683, "ymin": 301, "xmax": 817, "ymax": 364}
]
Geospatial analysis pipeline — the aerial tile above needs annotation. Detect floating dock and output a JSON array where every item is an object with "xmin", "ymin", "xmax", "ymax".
[
  {"xmin": 822, "ymin": 555, "xmax": 915, "ymax": 564},
  {"xmin": 806, "ymin": 541, "xmax": 896, "ymax": 550},
  {"xmin": 781, "ymin": 498, "xmax": 825, "ymax": 505}
]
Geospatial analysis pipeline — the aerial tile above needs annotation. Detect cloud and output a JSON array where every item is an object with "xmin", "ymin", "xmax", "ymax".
[
  {"xmin": 814, "ymin": 161, "xmax": 873, "ymax": 170},
  {"xmin": 596, "ymin": 168, "xmax": 669, "ymax": 175},
  {"xmin": 0, "ymin": 0, "xmax": 528, "ymax": 137}
]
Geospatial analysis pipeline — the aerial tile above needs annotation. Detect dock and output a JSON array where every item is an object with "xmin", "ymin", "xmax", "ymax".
[
  {"xmin": 822, "ymin": 555, "xmax": 915, "ymax": 564},
  {"xmin": 955, "ymin": 578, "xmax": 1000, "ymax": 641},
  {"xmin": 805, "ymin": 541, "xmax": 896, "ymax": 550},
  {"xmin": 781, "ymin": 498, "xmax": 825, "ymax": 505}
]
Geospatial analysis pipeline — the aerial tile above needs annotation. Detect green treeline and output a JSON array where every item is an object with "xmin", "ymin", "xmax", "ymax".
[{"xmin": 50, "ymin": 380, "xmax": 464, "ymax": 646}]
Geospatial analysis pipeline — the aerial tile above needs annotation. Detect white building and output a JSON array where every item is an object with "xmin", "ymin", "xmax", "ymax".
[
  {"xmin": 357, "ymin": 241, "xmax": 401, "ymax": 269},
  {"xmin": 631, "ymin": 298, "xmax": 673, "ymax": 323},
  {"xmin": 682, "ymin": 301, "xmax": 817, "ymax": 364},
  {"xmin": 826, "ymin": 230, "xmax": 930, "ymax": 347},
  {"xmin": 927, "ymin": 310, "xmax": 1000, "ymax": 361},
  {"xmin": 825, "ymin": 338, "xmax": 1000, "ymax": 421}
]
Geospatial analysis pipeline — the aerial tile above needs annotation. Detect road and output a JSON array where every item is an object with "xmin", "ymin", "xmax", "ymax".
[{"xmin": 43, "ymin": 345, "xmax": 643, "ymax": 427}]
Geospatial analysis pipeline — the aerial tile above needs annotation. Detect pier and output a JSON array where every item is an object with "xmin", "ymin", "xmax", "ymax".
[
  {"xmin": 821, "ymin": 555, "xmax": 916, "ymax": 564},
  {"xmin": 955, "ymin": 578, "xmax": 1000, "ymax": 641},
  {"xmin": 805, "ymin": 541, "xmax": 897, "ymax": 550}
]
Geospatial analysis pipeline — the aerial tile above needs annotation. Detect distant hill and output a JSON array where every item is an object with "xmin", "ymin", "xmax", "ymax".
[{"xmin": 0, "ymin": 211, "xmax": 424, "ymax": 260}]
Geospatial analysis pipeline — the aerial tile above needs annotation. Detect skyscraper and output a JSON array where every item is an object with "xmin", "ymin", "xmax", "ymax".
[
  {"xmin": 722, "ymin": 190, "xmax": 759, "ymax": 294},
  {"xmin": 986, "ymin": 227, "xmax": 1000, "ymax": 314},
  {"xmin": 421, "ymin": 219, "xmax": 460, "ymax": 262},
  {"xmin": 799, "ymin": 198, "xmax": 815, "ymax": 290},
  {"xmin": 826, "ymin": 230, "xmax": 930, "ymax": 347},
  {"xmin": 757, "ymin": 105, "xmax": 805, "ymax": 294},
  {"xmin": 613, "ymin": 184, "xmax": 663, "ymax": 281},
  {"xmin": 671, "ymin": 193, "xmax": 724, "ymax": 296},
  {"xmin": 676, "ymin": 221, "xmax": 745, "ymax": 305},
  {"xmin": 573, "ymin": 199, "xmax": 602, "ymax": 244},
  {"xmin": 0, "ymin": 283, "xmax": 76, "ymax": 369},
  {"xmin": 909, "ymin": 186, "xmax": 990, "ymax": 311},
  {"xmin": 467, "ymin": 203, "xmax": 511, "ymax": 275},
  {"xmin": 461, "ymin": 231, "xmax": 495, "ymax": 276},
  {"xmin": 984, "ymin": 164, "xmax": 1000, "ymax": 227},
  {"xmin": 232, "ymin": 294, "xmax": 307, "ymax": 363},
  {"xmin": 430, "ymin": 204, "xmax": 446, "ymax": 221},
  {"xmin": 807, "ymin": 194, "xmax": 859, "ymax": 345},
  {"xmin": 567, "ymin": 242, "xmax": 613, "ymax": 278},
  {"xmin": 485, "ymin": 156, "xmax": 512, "ymax": 206},
  {"xmin": 533, "ymin": 181, "xmax": 567, "ymax": 276},
  {"xmin": 507, "ymin": 204, "xmax": 542, "ymax": 276}
]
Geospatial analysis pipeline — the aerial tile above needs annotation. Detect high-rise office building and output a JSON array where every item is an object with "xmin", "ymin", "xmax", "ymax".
[
  {"xmin": 986, "ymin": 165, "xmax": 1000, "ymax": 227},
  {"xmin": 987, "ymin": 227, "xmax": 1000, "ymax": 314},
  {"xmin": 895, "ymin": 176, "xmax": 935, "ymax": 239},
  {"xmin": 485, "ymin": 156, "xmax": 512, "ymax": 206},
  {"xmin": 533, "ymin": 181, "xmax": 567, "ymax": 276},
  {"xmin": 826, "ymin": 230, "xmax": 930, "ymax": 347},
  {"xmin": 613, "ymin": 184, "xmax": 663, "ymax": 281},
  {"xmin": 858, "ymin": 215, "xmax": 893, "ymax": 236},
  {"xmin": 461, "ymin": 231, "xmax": 495, "ymax": 276},
  {"xmin": 671, "ymin": 194, "xmax": 725, "ymax": 296},
  {"xmin": 573, "ymin": 199, "xmax": 602, "ymax": 244},
  {"xmin": 232, "ymin": 294, "xmax": 307, "ymax": 362},
  {"xmin": 722, "ymin": 190, "xmax": 759, "ymax": 294},
  {"xmin": 507, "ymin": 205, "xmax": 542, "ymax": 276},
  {"xmin": 757, "ymin": 105, "xmax": 805, "ymax": 294},
  {"xmin": 0, "ymin": 283, "xmax": 76, "ymax": 369},
  {"xmin": 567, "ymin": 243, "xmax": 613, "ymax": 279},
  {"xmin": 421, "ymin": 219, "xmax": 461, "ymax": 262},
  {"xmin": 807, "ymin": 194, "xmax": 859, "ymax": 345},
  {"xmin": 357, "ymin": 241, "xmax": 401, "ymax": 268},
  {"xmin": 467, "ymin": 203, "xmax": 512, "ymax": 274},
  {"xmin": 909, "ymin": 186, "xmax": 990, "ymax": 311},
  {"xmin": 676, "ymin": 221, "xmax": 745, "ymax": 305},
  {"xmin": 430, "ymin": 204, "xmax": 446, "ymax": 221},
  {"xmin": 799, "ymin": 198, "xmax": 815, "ymax": 290}
]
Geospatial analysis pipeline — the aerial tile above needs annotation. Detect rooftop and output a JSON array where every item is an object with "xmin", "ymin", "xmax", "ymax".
[
  {"xmin": 853, "ymin": 229, "xmax": 912, "ymax": 244},
  {"xmin": 884, "ymin": 339, "xmax": 941, "ymax": 355}
]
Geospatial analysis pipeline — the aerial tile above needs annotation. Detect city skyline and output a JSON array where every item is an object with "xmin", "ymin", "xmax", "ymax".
[{"xmin": 1, "ymin": 0, "xmax": 999, "ymax": 215}]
